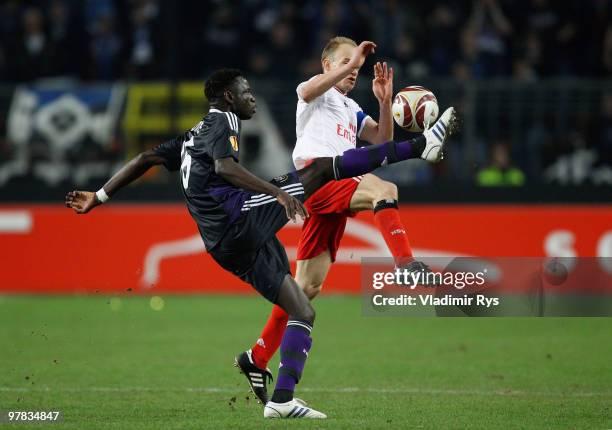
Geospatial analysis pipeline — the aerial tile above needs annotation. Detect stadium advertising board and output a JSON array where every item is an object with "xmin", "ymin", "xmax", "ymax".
[{"xmin": 1, "ymin": 205, "xmax": 610, "ymax": 294}]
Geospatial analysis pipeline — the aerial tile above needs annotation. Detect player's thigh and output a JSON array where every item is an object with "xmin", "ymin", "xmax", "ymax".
[
  {"xmin": 304, "ymin": 177, "xmax": 360, "ymax": 215},
  {"xmin": 295, "ymin": 250, "xmax": 333, "ymax": 298},
  {"xmin": 349, "ymin": 173, "xmax": 398, "ymax": 211},
  {"xmin": 241, "ymin": 172, "xmax": 305, "ymax": 246}
]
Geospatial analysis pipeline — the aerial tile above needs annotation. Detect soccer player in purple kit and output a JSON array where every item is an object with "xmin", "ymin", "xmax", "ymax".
[{"xmin": 66, "ymin": 42, "xmax": 456, "ymax": 419}]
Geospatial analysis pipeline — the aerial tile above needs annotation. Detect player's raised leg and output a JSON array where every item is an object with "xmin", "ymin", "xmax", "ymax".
[
  {"xmin": 331, "ymin": 106, "xmax": 457, "ymax": 180},
  {"xmin": 296, "ymin": 106, "xmax": 458, "ymax": 196}
]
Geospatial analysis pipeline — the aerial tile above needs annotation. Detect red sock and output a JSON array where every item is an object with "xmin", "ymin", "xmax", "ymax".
[
  {"xmin": 373, "ymin": 203, "xmax": 414, "ymax": 266},
  {"xmin": 251, "ymin": 305, "xmax": 288, "ymax": 369}
]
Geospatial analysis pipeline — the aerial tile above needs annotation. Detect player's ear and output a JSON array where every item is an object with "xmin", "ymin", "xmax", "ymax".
[
  {"xmin": 322, "ymin": 58, "xmax": 331, "ymax": 72},
  {"xmin": 223, "ymin": 89, "xmax": 234, "ymax": 106}
]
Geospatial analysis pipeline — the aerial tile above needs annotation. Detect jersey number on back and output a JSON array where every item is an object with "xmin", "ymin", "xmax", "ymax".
[{"xmin": 181, "ymin": 137, "xmax": 195, "ymax": 189}]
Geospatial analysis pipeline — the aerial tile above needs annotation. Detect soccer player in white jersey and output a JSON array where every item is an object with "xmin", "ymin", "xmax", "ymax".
[{"xmin": 236, "ymin": 37, "xmax": 447, "ymax": 403}]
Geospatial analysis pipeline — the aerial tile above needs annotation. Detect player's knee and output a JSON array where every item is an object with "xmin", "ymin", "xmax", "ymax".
[
  {"xmin": 302, "ymin": 282, "xmax": 323, "ymax": 300},
  {"xmin": 374, "ymin": 180, "xmax": 398, "ymax": 201},
  {"xmin": 298, "ymin": 302, "xmax": 316, "ymax": 325}
]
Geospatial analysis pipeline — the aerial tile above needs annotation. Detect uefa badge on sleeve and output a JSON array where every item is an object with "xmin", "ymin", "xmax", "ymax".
[{"xmin": 229, "ymin": 136, "xmax": 239, "ymax": 152}]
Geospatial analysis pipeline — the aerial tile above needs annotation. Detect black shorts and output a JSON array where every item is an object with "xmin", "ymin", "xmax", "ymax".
[{"xmin": 208, "ymin": 172, "xmax": 305, "ymax": 303}]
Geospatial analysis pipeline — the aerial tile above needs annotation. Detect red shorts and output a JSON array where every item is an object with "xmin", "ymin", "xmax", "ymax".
[{"xmin": 296, "ymin": 176, "xmax": 362, "ymax": 262}]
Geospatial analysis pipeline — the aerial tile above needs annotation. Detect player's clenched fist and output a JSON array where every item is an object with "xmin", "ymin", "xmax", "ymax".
[
  {"xmin": 347, "ymin": 41, "xmax": 376, "ymax": 70},
  {"xmin": 65, "ymin": 190, "xmax": 99, "ymax": 214}
]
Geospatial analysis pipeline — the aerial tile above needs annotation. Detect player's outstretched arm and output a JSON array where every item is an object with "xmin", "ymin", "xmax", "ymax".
[
  {"xmin": 65, "ymin": 150, "xmax": 167, "ymax": 214},
  {"xmin": 300, "ymin": 41, "xmax": 376, "ymax": 103},
  {"xmin": 215, "ymin": 157, "xmax": 308, "ymax": 222}
]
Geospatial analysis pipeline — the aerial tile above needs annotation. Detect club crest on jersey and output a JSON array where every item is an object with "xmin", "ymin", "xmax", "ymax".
[
  {"xmin": 229, "ymin": 135, "xmax": 239, "ymax": 151},
  {"xmin": 273, "ymin": 174, "xmax": 288, "ymax": 183}
]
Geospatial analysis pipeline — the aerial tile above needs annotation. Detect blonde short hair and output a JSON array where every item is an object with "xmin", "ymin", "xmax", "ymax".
[{"xmin": 321, "ymin": 36, "xmax": 357, "ymax": 62}]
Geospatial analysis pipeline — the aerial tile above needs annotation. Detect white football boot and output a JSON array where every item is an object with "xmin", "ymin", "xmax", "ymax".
[
  {"xmin": 264, "ymin": 398, "xmax": 327, "ymax": 419},
  {"xmin": 421, "ymin": 106, "xmax": 457, "ymax": 163}
]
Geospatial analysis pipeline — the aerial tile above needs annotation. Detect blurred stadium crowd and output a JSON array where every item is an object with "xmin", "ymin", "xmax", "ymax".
[
  {"xmin": 0, "ymin": 0, "xmax": 610, "ymax": 81},
  {"xmin": 0, "ymin": 0, "xmax": 610, "ymax": 192}
]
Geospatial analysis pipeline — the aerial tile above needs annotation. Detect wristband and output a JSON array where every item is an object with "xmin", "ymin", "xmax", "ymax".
[{"xmin": 96, "ymin": 188, "xmax": 110, "ymax": 203}]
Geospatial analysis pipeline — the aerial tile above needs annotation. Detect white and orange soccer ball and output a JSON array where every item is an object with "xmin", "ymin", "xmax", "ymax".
[{"xmin": 392, "ymin": 86, "xmax": 439, "ymax": 132}]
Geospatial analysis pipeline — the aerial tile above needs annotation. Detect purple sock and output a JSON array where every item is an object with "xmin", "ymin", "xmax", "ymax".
[
  {"xmin": 271, "ymin": 319, "xmax": 313, "ymax": 402},
  {"xmin": 333, "ymin": 136, "xmax": 425, "ymax": 179}
]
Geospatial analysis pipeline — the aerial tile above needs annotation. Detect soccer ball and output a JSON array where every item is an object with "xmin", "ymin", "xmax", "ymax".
[{"xmin": 392, "ymin": 86, "xmax": 439, "ymax": 132}]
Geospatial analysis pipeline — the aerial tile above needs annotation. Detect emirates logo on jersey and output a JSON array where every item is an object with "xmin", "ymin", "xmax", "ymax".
[
  {"xmin": 229, "ymin": 135, "xmax": 239, "ymax": 152},
  {"xmin": 336, "ymin": 123, "xmax": 357, "ymax": 145}
]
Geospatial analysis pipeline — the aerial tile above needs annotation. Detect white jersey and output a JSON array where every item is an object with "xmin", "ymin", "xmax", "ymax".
[{"xmin": 292, "ymin": 76, "xmax": 370, "ymax": 169}]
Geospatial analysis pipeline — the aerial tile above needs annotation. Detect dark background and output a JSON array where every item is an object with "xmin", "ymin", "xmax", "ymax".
[{"xmin": 0, "ymin": 0, "xmax": 611, "ymax": 202}]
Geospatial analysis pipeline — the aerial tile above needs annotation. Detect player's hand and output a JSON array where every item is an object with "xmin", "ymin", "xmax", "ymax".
[
  {"xmin": 276, "ymin": 190, "xmax": 308, "ymax": 223},
  {"xmin": 372, "ymin": 61, "xmax": 393, "ymax": 103},
  {"xmin": 65, "ymin": 190, "xmax": 99, "ymax": 214},
  {"xmin": 347, "ymin": 41, "xmax": 376, "ymax": 71}
]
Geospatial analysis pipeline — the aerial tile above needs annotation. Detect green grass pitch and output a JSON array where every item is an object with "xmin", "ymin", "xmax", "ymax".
[{"xmin": 1, "ymin": 295, "xmax": 611, "ymax": 429}]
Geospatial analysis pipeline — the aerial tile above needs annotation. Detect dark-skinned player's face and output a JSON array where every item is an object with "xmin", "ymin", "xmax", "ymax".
[{"xmin": 227, "ymin": 77, "xmax": 257, "ymax": 120}]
